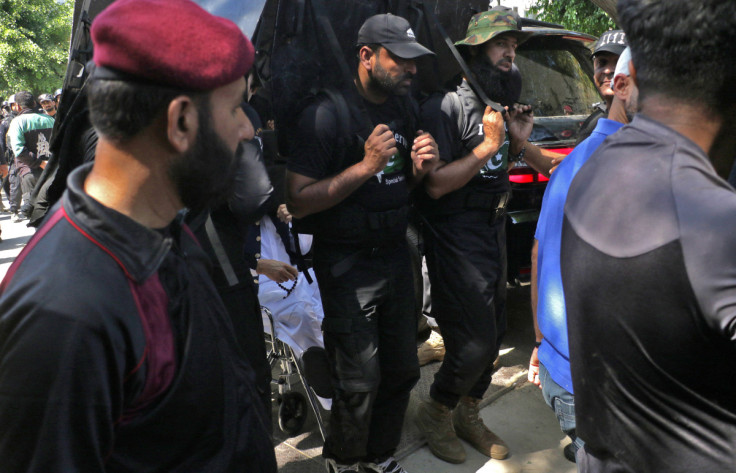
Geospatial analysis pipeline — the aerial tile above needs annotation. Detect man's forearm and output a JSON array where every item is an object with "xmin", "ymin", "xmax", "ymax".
[
  {"xmin": 286, "ymin": 162, "xmax": 374, "ymax": 218},
  {"xmin": 423, "ymin": 141, "xmax": 499, "ymax": 199},
  {"xmin": 514, "ymin": 142, "xmax": 563, "ymax": 177}
]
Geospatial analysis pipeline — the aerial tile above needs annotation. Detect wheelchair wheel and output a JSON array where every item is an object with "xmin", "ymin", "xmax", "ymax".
[{"xmin": 278, "ymin": 392, "xmax": 308, "ymax": 436}]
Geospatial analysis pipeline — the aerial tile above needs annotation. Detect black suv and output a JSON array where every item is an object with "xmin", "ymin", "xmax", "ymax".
[{"xmin": 505, "ymin": 26, "xmax": 600, "ymax": 285}]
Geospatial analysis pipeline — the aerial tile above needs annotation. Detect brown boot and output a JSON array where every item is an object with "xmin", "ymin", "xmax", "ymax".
[
  {"xmin": 453, "ymin": 396, "xmax": 509, "ymax": 460},
  {"xmin": 417, "ymin": 330, "xmax": 445, "ymax": 366},
  {"xmin": 415, "ymin": 398, "xmax": 466, "ymax": 464}
]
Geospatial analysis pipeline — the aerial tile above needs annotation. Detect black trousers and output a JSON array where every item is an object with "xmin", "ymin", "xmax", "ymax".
[
  {"xmin": 218, "ymin": 281, "xmax": 272, "ymax": 426},
  {"xmin": 19, "ymin": 167, "xmax": 42, "ymax": 214},
  {"xmin": 313, "ymin": 240, "xmax": 420, "ymax": 463},
  {"xmin": 8, "ymin": 166, "xmax": 21, "ymax": 212},
  {"xmin": 423, "ymin": 212, "xmax": 507, "ymax": 408}
]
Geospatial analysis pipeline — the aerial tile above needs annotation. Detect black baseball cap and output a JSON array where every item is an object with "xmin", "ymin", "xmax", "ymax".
[
  {"xmin": 357, "ymin": 13, "xmax": 434, "ymax": 59},
  {"xmin": 38, "ymin": 93, "xmax": 54, "ymax": 102},
  {"xmin": 592, "ymin": 30, "xmax": 627, "ymax": 58}
]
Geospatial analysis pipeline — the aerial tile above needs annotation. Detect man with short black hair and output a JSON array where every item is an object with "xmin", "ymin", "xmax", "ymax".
[
  {"xmin": 561, "ymin": 1, "xmax": 736, "ymax": 471},
  {"xmin": 6, "ymin": 90, "xmax": 54, "ymax": 221},
  {"xmin": 287, "ymin": 13, "xmax": 438, "ymax": 473},
  {"xmin": 0, "ymin": 0, "xmax": 277, "ymax": 471},
  {"xmin": 38, "ymin": 93, "xmax": 57, "ymax": 117}
]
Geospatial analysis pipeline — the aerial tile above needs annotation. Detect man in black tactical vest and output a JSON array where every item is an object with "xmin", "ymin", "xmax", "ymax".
[
  {"xmin": 414, "ymin": 8, "xmax": 561, "ymax": 464},
  {"xmin": 286, "ymin": 13, "xmax": 439, "ymax": 473}
]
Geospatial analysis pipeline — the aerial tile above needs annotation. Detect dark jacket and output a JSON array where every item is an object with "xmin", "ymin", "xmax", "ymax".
[{"xmin": 0, "ymin": 163, "xmax": 276, "ymax": 472}]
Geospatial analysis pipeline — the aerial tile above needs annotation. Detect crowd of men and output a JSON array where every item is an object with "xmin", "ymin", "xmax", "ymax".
[
  {"xmin": 0, "ymin": 89, "xmax": 61, "ymax": 239},
  {"xmin": 0, "ymin": 0, "xmax": 735, "ymax": 472}
]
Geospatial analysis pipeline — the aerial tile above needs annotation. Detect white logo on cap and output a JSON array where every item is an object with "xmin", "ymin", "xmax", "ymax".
[{"xmin": 406, "ymin": 27, "xmax": 415, "ymax": 39}]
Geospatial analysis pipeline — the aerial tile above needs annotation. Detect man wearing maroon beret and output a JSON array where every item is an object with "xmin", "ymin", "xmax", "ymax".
[{"xmin": 0, "ymin": 0, "xmax": 277, "ymax": 471}]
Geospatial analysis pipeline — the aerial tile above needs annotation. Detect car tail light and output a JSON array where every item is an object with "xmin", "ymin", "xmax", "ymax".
[{"xmin": 508, "ymin": 147, "xmax": 574, "ymax": 184}]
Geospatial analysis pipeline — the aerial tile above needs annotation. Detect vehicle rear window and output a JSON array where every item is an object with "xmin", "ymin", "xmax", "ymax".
[{"xmin": 516, "ymin": 37, "xmax": 601, "ymax": 143}]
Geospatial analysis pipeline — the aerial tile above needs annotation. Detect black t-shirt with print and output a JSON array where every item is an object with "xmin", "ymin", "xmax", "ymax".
[
  {"xmin": 288, "ymin": 91, "xmax": 417, "ymax": 245},
  {"xmin": 417, "ymin": 80, "xmax": 511, "ymax": 216}
]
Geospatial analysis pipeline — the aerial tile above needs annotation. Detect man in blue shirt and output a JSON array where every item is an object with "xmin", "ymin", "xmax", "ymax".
[{"xmin": 528, "ymin": 47, "xmax": 636, "ymax": 463}]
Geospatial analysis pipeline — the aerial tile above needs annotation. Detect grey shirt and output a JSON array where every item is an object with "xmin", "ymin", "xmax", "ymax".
[{"xmin": 561, "ymin": 114, "xmax": 736, "ymax": 472}]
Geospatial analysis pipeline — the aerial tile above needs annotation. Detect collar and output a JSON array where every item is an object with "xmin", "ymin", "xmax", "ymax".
[
  {"xmin": 62, "ymin": 163, "xmax": 175, "ymax": 283},
  {"xmin": 630, "ymin": 114, "xmax": 707, "ymax": 159},
  {"xmin": 458, "ymin": 79, "xmax": 481, "ymax": 108},
  {"xmin": 592, "ymin": 117, "xmax": 625, "ymax": 137}
]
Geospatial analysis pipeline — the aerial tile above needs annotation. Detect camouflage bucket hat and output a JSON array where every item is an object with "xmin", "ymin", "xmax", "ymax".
[{"xmin": 455, "ymin": 10, "xmax": 532, "ymax": 47}]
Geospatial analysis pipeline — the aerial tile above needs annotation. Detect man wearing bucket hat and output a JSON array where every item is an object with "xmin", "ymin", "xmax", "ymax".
[
  {"xmin": 0, "ymin": 0, "xmax": 277, "ymax": 471},
  {"xmin": 287, "ymin": 12, "xmax": 438, "ymax": 473},
  {"xmin": 414, "ymin": 7, "xmax": 562, "ymax": 464}
]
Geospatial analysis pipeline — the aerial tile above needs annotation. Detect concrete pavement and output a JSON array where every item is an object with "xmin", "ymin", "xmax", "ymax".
[{"xmin": 0, "ymin": 196, "xmax": 35, "ymax": 280}]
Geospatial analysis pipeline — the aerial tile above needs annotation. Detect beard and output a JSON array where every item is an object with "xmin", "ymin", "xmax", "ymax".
[
  {"xmin": 469, "ymin": 54, "xmax": 521, "ymax": 107},
  {"xmin": 168, "ymin": 106, "xmax": 239, "ymax": 214},
  {"xmin": 370, "ymin": 60, "xmax": 414, "ymax": 96}
]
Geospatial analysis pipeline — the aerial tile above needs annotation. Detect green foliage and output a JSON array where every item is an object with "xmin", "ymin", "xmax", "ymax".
[
  {"xmin": 0, "ymin": 0, "xmax": 73, "ymax": 100},
  {"xmin": 529, "ymin": 0, "xmax": 616, "ymax": 37}
]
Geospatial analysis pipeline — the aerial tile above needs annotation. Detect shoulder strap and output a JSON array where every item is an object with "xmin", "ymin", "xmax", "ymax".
[{"xmin": 204, "ymin": 215, "xmax": 239, "ymax": 287}]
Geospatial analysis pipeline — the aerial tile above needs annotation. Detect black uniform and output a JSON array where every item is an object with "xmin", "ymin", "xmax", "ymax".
[
  {"xmin": 288, "ymin": 92, "xmax": 420, "ymax": 463},
  {"xmin": 416, "ymin": 80, "xmax": 511, "ymax": 409}
]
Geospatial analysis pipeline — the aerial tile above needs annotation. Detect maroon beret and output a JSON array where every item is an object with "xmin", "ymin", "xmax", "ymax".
[{"xmin": 91, "ymin": 0, "xmax": 254, "ymax": 91}]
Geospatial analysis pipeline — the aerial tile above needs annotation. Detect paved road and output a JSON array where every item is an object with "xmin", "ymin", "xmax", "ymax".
[{"xmin": 0, "ymin": 196, "xmax": 35, "ymax": 280}]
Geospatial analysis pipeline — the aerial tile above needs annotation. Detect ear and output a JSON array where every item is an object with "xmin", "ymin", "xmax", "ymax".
[
  {"xmin": 358, "ymin": 45, "xmax": 376, "ymax": 71},
  {"xmin": 613, "ymin": 74, "xmax": 630, "ymax": 101},
  {"xmin": 166, "ymin": 96, "xmax": 198, "ymax": 154}
]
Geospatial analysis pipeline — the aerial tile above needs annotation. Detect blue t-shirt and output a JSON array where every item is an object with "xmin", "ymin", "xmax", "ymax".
[{"xmin": 534, "ymin": 118, "xmax": 623, "ymax": 394}]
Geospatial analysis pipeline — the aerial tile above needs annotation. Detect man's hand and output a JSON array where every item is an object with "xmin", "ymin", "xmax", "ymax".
[
  {"xmin": 362, "ymin": 124, "xmax": 397, "ymax": 175},
  {"xmin": 549, "ymin": 155, "xmax": 565, "ymax": 174},
  {"xmin": 277, "ymin": 204, "xmax": 293, "ymax": 223},
  {"xmin": 411, "ymin": 130, "xmax": 439, "ymax": 173},
  {"xmin": 528, "ymin": 346, "xmax": 541, "ymax": 388},
  {"xmin": 482, "ymin": 106, "xmax": 506, "ymax": 152},
  {"xmin": 507, "ymin": 103, "xmax": 534, "ymax": 152},
  {"xmin": 256, "ymin": 259, "xmax": 298, "ymax": 284},
  {"xmin": 0, "ymin": 164, "xmax": 7, "ymax": 179}
]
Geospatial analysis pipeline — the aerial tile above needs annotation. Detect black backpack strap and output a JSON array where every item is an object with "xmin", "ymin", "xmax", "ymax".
[
  {"xmin": 322, "ymin": 87, "xmax": 351, "ymax": 156},
  {"xmin": 290, "ymin": 226, "xmax": 314, "ymax": 284}
]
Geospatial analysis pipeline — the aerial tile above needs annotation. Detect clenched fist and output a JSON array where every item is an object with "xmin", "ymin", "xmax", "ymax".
[{"xmin": 362, "ymin": 124, "xmax": 397, "ymax": 175}]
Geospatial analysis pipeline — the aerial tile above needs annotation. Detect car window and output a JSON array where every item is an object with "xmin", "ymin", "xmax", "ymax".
[{"xmin": 516, "ymin": 37, "xmax": 601, "ymax": 143}]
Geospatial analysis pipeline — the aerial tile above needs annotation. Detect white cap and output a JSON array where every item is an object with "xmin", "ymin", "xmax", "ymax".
[
  {"xmin": 614, "ymin": 47, "xmax": 632, "ymax": 78},
  {"xmin": 7, "ymin": 94, "xmax": 15, "ymax": 104}
]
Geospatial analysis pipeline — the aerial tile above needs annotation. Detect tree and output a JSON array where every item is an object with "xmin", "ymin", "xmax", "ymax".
[
  {"xmin": 589, "ymin": 0, "xmax": 618, "ymax": 24},
  {"xmin": 0, "ymin": 0, "xmax": 73, "ymax": 100},
  {"xmin": 529, "ymin": 0, "xmax": 617, "ymax": 37}
]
